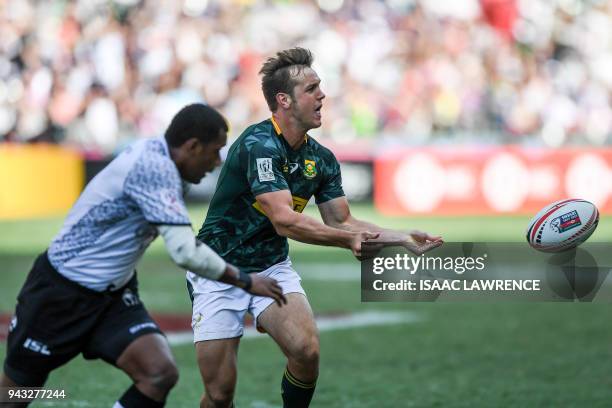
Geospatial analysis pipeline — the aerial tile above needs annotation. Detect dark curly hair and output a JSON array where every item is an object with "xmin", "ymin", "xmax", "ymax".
[{"xmin": 164, "ymin": 104, "xmax": 228, "ymax": 147}]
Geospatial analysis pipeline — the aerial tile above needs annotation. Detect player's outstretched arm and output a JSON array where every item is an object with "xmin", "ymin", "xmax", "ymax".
[
  {"xmin": 255, "ymin": 190, "xmax": 379, "ymax": 258},
  {"xmin": 157, "ymin": 225, "xmax": 286, "ymax": 305},
  {"xmin": 317, "ymin": 197, "xmax": 444, "ymax": 255}
]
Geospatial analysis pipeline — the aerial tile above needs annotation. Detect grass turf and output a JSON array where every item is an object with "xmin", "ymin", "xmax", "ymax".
[
  {"xmin": 2, "ymin": 203, "xmax": 611, "ymax": 254},
  {"xmin": 1, "ymin": 302, "xmax": 611, "ymax": 407},
  {"xmin": 0, "ymin": 205, "xmax": 611, "ymax": 407}
]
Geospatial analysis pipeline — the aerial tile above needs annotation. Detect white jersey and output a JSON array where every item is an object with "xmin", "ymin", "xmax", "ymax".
[{"xmin": 48, "ymin": 138, "xmax": 191, "ymax": 291}]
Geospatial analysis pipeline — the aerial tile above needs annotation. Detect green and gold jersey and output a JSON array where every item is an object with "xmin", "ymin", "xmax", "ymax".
[{"xmin": 197, "ymin": 118, "xmax": 344, "ymax": 273}]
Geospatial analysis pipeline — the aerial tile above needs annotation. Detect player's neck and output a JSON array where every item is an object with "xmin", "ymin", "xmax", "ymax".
[
  {"xmin": 272, "ymin": 113, "xmax": 307, "ymax": 150},
  {"xmin": 168, "ymin": 145, "xmax": 188, "ymax": 179}
]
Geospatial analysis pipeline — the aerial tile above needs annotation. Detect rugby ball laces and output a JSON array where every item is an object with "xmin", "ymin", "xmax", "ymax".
[{"xmin": 526, "ymin": 199, "xmax": 599, "ymax": 253}]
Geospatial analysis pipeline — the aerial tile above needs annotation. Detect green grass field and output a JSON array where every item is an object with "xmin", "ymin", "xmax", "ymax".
[{"xmin": 1, "ymin": 204, "xmax": 611, "ymax": 407}]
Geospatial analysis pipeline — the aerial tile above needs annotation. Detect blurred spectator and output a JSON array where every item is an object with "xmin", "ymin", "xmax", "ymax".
[{"xmin": 0, "ymin": 0, "xmax": 611, "ymax": 154}]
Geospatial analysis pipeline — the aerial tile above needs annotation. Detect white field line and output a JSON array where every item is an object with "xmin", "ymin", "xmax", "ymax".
[
  {"xmin": 250, "ymin": 401, "xmax": 280, "ymax": 408},
  {"xmin": 166, "ymin": 310, "xmax": 423, "ymax": 346},
  {"xmin": 297, "ymin": 264, "xmax": 360, "ymax": 281},
  {"xmin": 38, "ymin": 401, "xmax": 95, "ymax": 407}
]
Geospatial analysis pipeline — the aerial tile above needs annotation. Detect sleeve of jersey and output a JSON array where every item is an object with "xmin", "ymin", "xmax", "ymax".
[
  {"xmin": 315, "ymin": 152, "xmax": 345, "ymax": 204},
  {"xmin": 124, "ymin": 153, "xmax": 192, "ymax": 225},
  {"xmin": 246, "ymin": 140, "xmax": 289, "ymax": 197},
  {"xmin": 158, "ymin": 225, "xmax": 226, "ymax": 279}
]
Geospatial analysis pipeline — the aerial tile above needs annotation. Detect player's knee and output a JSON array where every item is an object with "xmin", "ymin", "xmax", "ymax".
[
  {"xmin": 141, "ymin": 360, "xmax": 179, "ymax": 392},
  {"xmin": 292, "ymin": 335, "xmax": 320, "ymax": 367},
  {"xmin": 156, "ymin": 362, "xmax": 179, "ymax": 391},
  {"xmin": 205, "ymin": 385, "xmax": 235, "ymax": 407}
]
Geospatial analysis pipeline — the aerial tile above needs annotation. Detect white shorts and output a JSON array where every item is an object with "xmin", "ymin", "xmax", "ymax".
[{"xmin": 187, "ymin": 258, "xmax": 305, "ymax": 342}]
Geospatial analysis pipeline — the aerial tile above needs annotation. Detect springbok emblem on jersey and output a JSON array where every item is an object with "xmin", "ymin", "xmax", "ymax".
[{"xmin": 303, "ymin": 160, "xmax": 317, "ymax": 179}]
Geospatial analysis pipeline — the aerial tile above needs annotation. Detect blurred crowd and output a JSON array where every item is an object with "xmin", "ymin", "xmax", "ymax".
[{"xmin": 0, "ymin": 0, "xmax": 611, "ymax": 154}]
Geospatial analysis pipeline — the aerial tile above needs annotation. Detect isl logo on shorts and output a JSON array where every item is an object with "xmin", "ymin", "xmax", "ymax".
[
  {"xmin": 550, "ymin": 210, "xmax": 582, "ymax": 233},
  {"xmin": 303, "ymin": 160, "xmax": 317, "ymax": 179}
]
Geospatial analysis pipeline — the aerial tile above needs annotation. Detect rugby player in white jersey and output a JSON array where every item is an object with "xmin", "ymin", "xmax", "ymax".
[{"xmin": 0, "ymin": 104, "xmax": 286, "ymax": 408}]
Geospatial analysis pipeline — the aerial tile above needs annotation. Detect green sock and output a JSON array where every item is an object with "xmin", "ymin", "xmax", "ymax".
[{"xmin": 281, "ymin": 367, "xmax": 317, "ymax": 408}]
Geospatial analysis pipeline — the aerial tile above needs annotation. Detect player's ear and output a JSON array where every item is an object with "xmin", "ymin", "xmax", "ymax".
[
  {"xmin": 183, "ymin": 137, "xmax": 201, "ymax": 152},
  {"xmin": 276, "ymin": 93, "xmax": 292, "ymax": 109}
]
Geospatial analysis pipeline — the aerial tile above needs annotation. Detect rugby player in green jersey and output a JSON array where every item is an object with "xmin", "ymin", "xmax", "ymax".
[{"xmin": 187, "ymin": 48, "xmax": 443, "ymax": 408}]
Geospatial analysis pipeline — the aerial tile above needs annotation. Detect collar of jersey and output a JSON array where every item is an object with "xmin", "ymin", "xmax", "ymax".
[
  {"xmin": 271, "ymin": 116, "xmax": 308, "ymax": 144},
  {"xmin": 160, "ymin": 136, "xmax": 171, "ymax": 157}
]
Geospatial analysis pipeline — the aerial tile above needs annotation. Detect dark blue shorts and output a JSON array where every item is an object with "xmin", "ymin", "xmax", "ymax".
[{"xmin": 3, "ymin": 252, "xmax": 163, "ymax": 386}]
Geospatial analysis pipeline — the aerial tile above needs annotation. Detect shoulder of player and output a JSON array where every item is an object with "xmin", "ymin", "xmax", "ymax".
[
  {"xmin": 140, "ymin": 139, "xmax": 175, "ymax": 166},
  {"xmin": 241, "ymin": 119, "xmax": 275, "ymax": 140},
  {"xmin": 125, "ymin": 138, "xmax": 179, "ymax": 182},
  {"xmin": 306, "ymin": 136, "xmax": 338, "ymax": 162},
  {"xmin": 240, "ymin": 120, "xmax": 283, "ymax": 153}
]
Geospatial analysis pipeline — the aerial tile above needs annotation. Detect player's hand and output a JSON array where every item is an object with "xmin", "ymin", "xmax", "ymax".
[
  {"xmin": 248, "ymin": 275, "xmax": 287, "ymax": 307},
  {"xmin": 351, "ymin": 231, "xmax": 380, "ymax": 259},
  {"xmin": 403, "ymin": 230, "xmax": 444, "ymax": 255},
  {"xmin": 357, "ymin": 230, "xmax": 443, "ymax": 258}
]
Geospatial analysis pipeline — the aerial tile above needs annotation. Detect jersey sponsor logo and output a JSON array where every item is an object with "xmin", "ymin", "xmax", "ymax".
[
  {"xmin": 256, "ymin": 158, "xmax": 275, "ymax": 182},
  {"xmin": 289, "ymin": 163, "xmax": 299, "ymax": 174},
  {"xmin": 23, "ymin": 338, "xmax": 51, "ymax": 355},
  {"xmin": 252, "ymin": 195, "xmax": 309, "ymax": 215},
  {"xmin": 122, "ymin": 288, "xmax": 140, "ymax": 307},
  {"xmin": 291, "ymin": 196, "xmax": 309, "ymax": 212},
  {"xmin": 304, "ymin": 160, "xmax": 317, "ymax": 179}
]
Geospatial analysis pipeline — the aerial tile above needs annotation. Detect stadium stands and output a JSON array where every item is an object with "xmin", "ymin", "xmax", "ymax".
[{"xmin": 0, "ymin": 0, "xmax": 610, "ymax": 154}]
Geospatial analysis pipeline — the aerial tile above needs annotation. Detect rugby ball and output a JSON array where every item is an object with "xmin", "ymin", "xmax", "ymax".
[{"xmin": 526, "ymin": 199, "xmax": 599, "ymax": 252}]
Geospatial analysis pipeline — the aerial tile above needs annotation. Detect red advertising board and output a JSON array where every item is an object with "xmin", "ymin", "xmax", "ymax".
[{"xmin": 374, "ymin": 147, "xmax": 612, "ymax": 215}]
